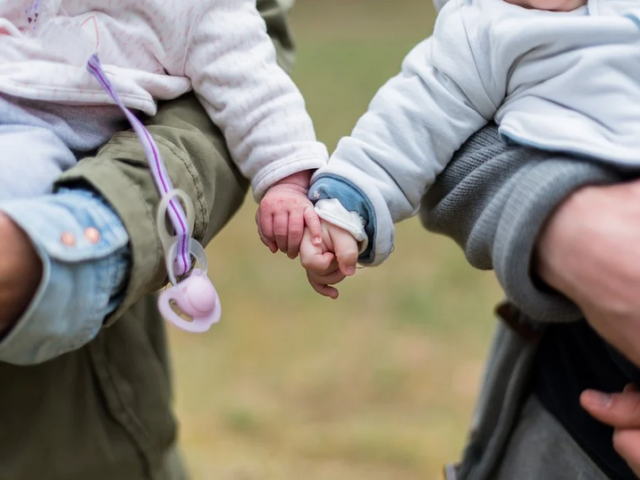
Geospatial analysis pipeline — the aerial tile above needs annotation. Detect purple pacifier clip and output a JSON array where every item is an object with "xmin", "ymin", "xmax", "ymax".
[{"xmin": 87, "ymin": 54, "xmax": 221, "ymax": 332}]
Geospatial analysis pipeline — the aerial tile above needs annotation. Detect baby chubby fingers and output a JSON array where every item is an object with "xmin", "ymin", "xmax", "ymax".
[
  {"xmin": 287, "ymin": 209, "xmax": 305, "ymax": 259},
  {"xmin": 304, "ymin": 206, "xmax": 323, "ymax": 246},
  {"xmin": 306, "ymin": 269, "xmax": 347, "ymax": 299},
  {"xmin": 256, "ymin": 209, "xmax": 278, "ymax": 253},
  {"xmin": 330, "ymin": 227, "xmax": 359, "ymax": 276}
]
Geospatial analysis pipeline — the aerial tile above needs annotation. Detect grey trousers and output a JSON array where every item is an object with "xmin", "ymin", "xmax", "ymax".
[
  {"xmin": 491, "ymin": 396, "xmax": 609, "ymax": 480},
  {"xmin": 447, "ymin": 395, "xmax": 609, "ymax": 480}
]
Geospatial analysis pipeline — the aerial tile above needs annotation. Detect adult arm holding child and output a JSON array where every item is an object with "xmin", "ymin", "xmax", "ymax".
[{"xmin": 422, "ymin": 124, "xmax": 640, "ymax": 479}]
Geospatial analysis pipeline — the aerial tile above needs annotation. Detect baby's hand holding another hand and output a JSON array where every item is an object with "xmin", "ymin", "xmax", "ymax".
[
  {"xmin": 299, "ymin": 220, "xmax": 359, "ymax": 299},
  {"xmin": 256, "ymin": 170, "xmax": 322, "ymax": 259}
]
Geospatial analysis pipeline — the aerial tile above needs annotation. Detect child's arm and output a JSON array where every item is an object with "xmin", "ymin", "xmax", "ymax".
[
  {"xmin": 184, "ymin": 0, "xmax": 328, "ymax": 199},
  {"xmin": 313, "ymin": 3, "xmax": 500, "ymax": 266},
  {"xmin": 184, "ymin": 0, "xmax": 328, "ymax": 257}
]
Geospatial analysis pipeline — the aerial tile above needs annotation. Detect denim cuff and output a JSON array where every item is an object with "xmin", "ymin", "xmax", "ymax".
[
  {"xmin": 310, "ymin": 174, "xmax": 378, "ymax": 264},
  {"xmin": 0, "ymin": 189, "xmax": 131, "ymax": 365}
]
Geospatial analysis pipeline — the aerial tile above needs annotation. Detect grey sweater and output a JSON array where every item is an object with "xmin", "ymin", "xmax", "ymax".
[
  {"xmin": 424, "ymin": 124, "xmax": 620, "ymax": 323},
  {"xmin": 423, "ymin": 124, "xmax": 621, "ymax": 480}
]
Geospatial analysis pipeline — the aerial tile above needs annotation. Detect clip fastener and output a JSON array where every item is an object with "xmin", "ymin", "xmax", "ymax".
[{"xmin": 156, "ymin": 189, "xmax": 222, "ymax": 332}]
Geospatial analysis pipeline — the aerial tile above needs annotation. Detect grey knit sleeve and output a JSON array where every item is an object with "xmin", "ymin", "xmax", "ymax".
[{"xmin": 422, "ymin": 124, "xmax": 620, "ymax": 323}]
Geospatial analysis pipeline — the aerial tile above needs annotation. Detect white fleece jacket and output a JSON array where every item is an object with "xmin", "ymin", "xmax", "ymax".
[
  {"xmin": 0, "ymin": 0, "xmax": 327, "ymax": 199},
  {"xmin": 314, "ymin": 0, "xmax": 640, "ymax": 265}
]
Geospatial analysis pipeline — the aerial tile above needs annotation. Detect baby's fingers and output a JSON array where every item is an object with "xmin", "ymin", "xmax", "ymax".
[
  {"xmin": 331, "ymin": 227, "xmax": 359, "ymax": 276},
  {"xmin": 287, "ymin": 209, "xmax": 304, "ymax": 259},
  {"xmin": 308, "ymin": 276, "xmax": 339, "ymax": 299},
  {"xmin": 300, "ymin": 230, "xmax": 335, "ymax": 273},
  {"xmin": 307, "ymin": 270, "xmax": 346, "ymax": 299},
  {"xmin": 304, "ymin": 207, "xmax": 323, "ymax": 246},
  {"xmin": 273, "ymin": 212, "xmax": 289, "ymax": 254},
  {"xmin": 256, "ymin": 209, "xmax": 277, "ymax": 253}
]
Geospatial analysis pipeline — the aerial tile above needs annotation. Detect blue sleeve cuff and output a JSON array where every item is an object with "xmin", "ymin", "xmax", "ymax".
[
  {"xmin": 310, "ymin": 174, "xmax": 378, "ymax": 264},
  {"xmin": 0, "ymin": 188, "xmax": 131, "ymax": 365}
]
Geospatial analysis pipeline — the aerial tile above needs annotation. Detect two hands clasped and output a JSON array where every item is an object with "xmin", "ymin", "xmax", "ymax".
[{"xmin": 256, "ymin": 170, "xmax": 359, "ymax": 299}]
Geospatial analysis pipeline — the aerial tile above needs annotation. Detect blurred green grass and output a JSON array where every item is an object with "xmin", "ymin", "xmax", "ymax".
[{"xmin": 169, "ymin": 1, "xmax": 504, "ymax": 479}]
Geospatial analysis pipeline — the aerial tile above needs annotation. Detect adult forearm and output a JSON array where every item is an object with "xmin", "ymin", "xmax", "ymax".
[
  {"xmin": 423, "ymin": 124, "xmax": 619, "ymax": 322},
  {"xmin": 536, "ymin": 179, "xmax": 640, "ymax": 367}
]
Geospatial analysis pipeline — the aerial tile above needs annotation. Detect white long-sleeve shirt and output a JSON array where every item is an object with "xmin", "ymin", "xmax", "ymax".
[
  {"xmin": 314, "ymin": 0, "xmax": 640, "ymax": 265},
  {"xmin": 0, "ymin": 0, "xmax": 327, "ymax": 198}
]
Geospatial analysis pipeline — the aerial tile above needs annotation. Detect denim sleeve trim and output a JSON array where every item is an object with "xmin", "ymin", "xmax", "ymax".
[
  {"xmin": 309, "ymin": 174, "xmax": 379, "ymax": 264},
  {"xmin": 0, "ymin": 189, "xmax": 131, "ymax": 365}
]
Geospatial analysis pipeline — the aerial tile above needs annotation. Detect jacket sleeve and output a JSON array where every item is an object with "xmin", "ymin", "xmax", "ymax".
[
  {"xmin": 53, "ymin": 0, "xmax": 298, "ymax": 325},
  {"xmin": 314, "ymin": 5, "xmax": 498, "ymax": 266},
  {"xmin": 184, "ymin": 0, "xmax": 327, "ymax": 200},
  {"xmin": 422, "ymin": 124, "xmax": 621, "ymax": 323}
]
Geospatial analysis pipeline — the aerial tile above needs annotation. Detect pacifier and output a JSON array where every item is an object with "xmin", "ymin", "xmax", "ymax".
[
  {"xmin": 158, "ymin": 267, "xmax": 221, "ymax": 333},
  {"xmin": 156, "ymin": 189, "xmax": 222, "ymax": 333}
]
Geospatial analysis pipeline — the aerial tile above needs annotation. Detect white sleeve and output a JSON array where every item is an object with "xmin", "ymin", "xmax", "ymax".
[
  {"xmin": 184, "ymin": 0, "xmax": 328, "ymax": 200},
  {"xmin": 315, "ymin": 2, "xmax": 499, "ymax": 264}
]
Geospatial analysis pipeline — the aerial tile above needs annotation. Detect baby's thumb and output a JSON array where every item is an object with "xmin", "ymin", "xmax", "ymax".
[
  {"xmin": 331, "ymin": 228, "xmax": 359, "ymax": 276},
  {"xmin": 300, "ymin": 229, "xmax": 334, "ymax": 272}
]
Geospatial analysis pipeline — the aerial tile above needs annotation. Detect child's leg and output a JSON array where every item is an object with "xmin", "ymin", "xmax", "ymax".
[
  {"xmin": 0, "ymin": 124, "xmax": 77, "ymax": 201},
  {"xmin": 0, "ymin": 95, "xmax": 126, "ymax": 201}
]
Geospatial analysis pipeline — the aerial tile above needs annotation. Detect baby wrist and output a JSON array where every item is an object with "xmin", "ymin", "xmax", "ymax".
[{"xmin": 314, "ymin": 199, "xmax": 368, "ymax": 254}]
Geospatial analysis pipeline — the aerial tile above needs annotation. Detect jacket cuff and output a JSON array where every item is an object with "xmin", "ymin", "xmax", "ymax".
[{"xmin": 0, "ymin": 190, "xmax": 129, "ymax": 364}]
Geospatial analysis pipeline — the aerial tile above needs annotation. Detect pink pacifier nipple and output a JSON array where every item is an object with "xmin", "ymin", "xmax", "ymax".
[{"xmin": 158, "ymin": 269, "xmax": 221, "ymax": 333}]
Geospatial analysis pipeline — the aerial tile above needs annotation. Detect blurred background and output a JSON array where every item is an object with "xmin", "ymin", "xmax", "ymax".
[{"xmin": 169, "ymin": 1, "xmax": 503, "ymax": 479}]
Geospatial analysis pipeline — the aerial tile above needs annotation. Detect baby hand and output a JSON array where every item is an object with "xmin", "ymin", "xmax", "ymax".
[
  {"xmin": 299, "ymin": 220, "xmax": 359, "ymax": 299},
  {"xmin": 256, "ymin": 171, "xmax": 322, "ymax": 259}
]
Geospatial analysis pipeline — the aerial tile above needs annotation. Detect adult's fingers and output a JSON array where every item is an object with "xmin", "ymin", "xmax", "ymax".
[
  {"xmin": 273, "ymin": 212, "xmax": 289, "ymax": 254},
  {"xmin": 331, "ymin": 227, "xmax": 359, "ymax": 276},
  {"xmin": 613, "ymin": 428, "xmax": 640, "ymax": 478},
  {"xmin": 287, "ymin": 210, "xmax": 304, "ymax": 259},
  {"xmin": 581, "ymin": 385, "xmax": 640, "ymax": 429},
  {"xmin": 304, "ymin": 207, "xmax": 323, "ymax": 246}
]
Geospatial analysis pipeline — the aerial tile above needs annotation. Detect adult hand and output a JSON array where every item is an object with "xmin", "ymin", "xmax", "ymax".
[
  {"xmin": 0, "ymin": 212, "xmax": 42, "ymax": 334},
  {"xmin": 581, "ymin": 385, "xmax": 640, "ymax": 477},
  {"xmin": 537, "ymin": 180, "xmax": 640, "ymax": 368}
]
